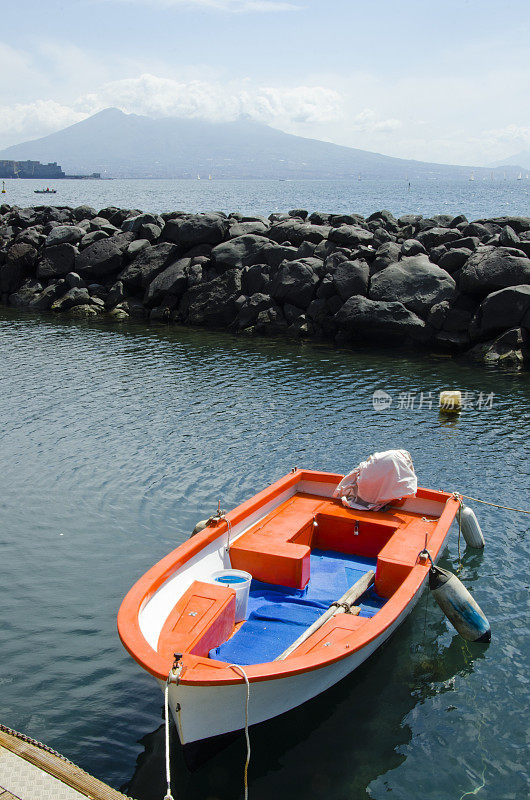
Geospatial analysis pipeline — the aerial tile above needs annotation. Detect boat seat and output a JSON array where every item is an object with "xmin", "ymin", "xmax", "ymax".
[
  {"xmin": 157, "ymin": 580, "xmax": 236, "ymax": 660},
  {"xmin": 229, "ymin": 494, "xmax": 325, "ymax": 589},
  {"xmin": 375, "ymin": 519, "xmax": 433, "ymax": 598}
]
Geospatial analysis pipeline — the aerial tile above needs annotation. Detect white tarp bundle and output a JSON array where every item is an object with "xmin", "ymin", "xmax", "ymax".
[{"xmin": 333, "ymin": 449, "xmax": 417, "ymax": 511}]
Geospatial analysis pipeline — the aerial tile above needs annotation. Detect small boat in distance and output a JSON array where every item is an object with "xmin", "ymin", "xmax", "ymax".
[
  {"xmin": 118, "ymin": 466, "xmax": 462, "ymax": 765},
  {"xmin": 34, "ymin": 188, "xmax": 57, "ymax": 194},
  {"xmin": 469, "ymin": 172, "xmax": 475, "ymax": 181}
]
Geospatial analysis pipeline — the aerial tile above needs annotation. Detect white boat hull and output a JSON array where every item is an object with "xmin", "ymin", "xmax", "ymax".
[{"xmin": 161, "ymin": 575, "xmax": 426, "ymax": 746}]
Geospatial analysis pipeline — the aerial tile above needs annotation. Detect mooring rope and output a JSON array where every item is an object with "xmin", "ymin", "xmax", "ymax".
[
  {"xmin": 456, "ymin": 493, "xmax": 530, "ymax": 515},
  {"xmin": 228, "ymin": 664, "xmax": 251, "ymax": 800},
  {"xmin": 163, "ymin": 680, "xmax": 175, "ymax": 800}
]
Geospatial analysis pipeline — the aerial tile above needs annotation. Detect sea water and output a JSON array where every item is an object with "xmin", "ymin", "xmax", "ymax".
[{"xmin": 0, "ymin": 307, "xmax": 528, "ymax": 799}]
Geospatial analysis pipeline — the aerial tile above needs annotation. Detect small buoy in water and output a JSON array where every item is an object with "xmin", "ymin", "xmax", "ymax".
[
  {"xmin": 439, "ymin": 390, "xmax": 462, "ymax": 413},
  {"xmin": 460, "ymin": 504, "xmax": 485, "ymax": 549},
  {"xmin": 429, "ymin": 565, "xmax": 490, "ymax": 642},
  {"xmin": 190, "ymin": 519, "xmax": 208, "ymax": 538}
]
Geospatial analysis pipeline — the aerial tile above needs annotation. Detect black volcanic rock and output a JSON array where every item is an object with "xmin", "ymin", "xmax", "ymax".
[
  {"xmin": 163, "ymin": 214, "xmax": 229, "ymax": 247},
  {"xmin": 335, "ymin": 296, "xmax": 428, "ymax": 341},
  {"xmin": 118, "ymin": 242, "xmax": 180, "ymax": 290},
  {"xmin": 76, "ymin": 233, "xmax": 134, "ymax": 279},
  {"xmin": 270, "ymin": 259, "xmax": 319, "ymax": 308},
  {"xmin": 459, "ymin": 246, "xmax": 530, "ymax": 294},
  {"xmin": 38, "ymin": 243, "xmax": 77, "ymax": 279},
  {"xmin": 369, "ymin": 255, "xmax": 456, "ymax": 317},
  {"xmin": 212, "ymin": 235, "xmax": 270, "ymax": 270}
]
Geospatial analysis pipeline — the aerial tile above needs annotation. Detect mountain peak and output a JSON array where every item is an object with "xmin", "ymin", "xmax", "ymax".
[{"xmin": 0, "ymin": 108, "xmax": 522, "ymax": 179}]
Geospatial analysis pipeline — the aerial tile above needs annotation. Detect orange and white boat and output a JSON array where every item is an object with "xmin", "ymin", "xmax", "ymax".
[{"xmin": 118, "ymin": 468, "xmax": 460, "ymax": 762}]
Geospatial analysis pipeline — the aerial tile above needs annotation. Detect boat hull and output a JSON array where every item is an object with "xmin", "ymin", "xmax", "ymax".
[{"xmin": 161, "ymin": 573, "xmax": 427, "ymax": 746}]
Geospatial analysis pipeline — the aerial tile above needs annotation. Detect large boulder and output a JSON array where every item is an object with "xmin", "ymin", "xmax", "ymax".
[
  {"xmin": 76, "ymin": 232, "xmax": 134, "ymax": 279},
  {"xmin": 164, "ymin": 213, "xmax": 228, "ymax": 247},
  {"xmin": 242, "ymin": 264, "xmax": 271, "ymax": 295},
  {"xmin": 51, "ymin": 287, "xmax": 95, "ymax": 312},
  {"xmin": 28, "ymin": 281, "xmax": 65, "ymax": 311},
  {"xmin": 270, "ymin": 259, "xmax": 319, "ymax": 308},
  {"xmin": 143, "ymin": 257, "xmax": 190, "ymax": 307},
  {"xmin": 3, "ymin": 242, "xmax": 39, "ymax": 293},
  {"xmin": 437, "ymin": 247, "xmax": 472, "ymax": 273},
  {"xmin": 371, "ymin": 242, "xmax": 401, "ymax": 274},
  {"xmin": 72, "ymin": 205, "xmax": 97, "ymax": 221},
  {"xmin": 9, "ymin": 278, "xmax": 43, "ymax": 307},
  {"xmin": 38, "ymin": 243, "xmax": 77, "ymax": 279},
  {"xmin": 332, "ymin": 259, "xmax": 369, "ymax": 300},
  {"xmin": 459, "ymin": 246, "xmax": 530, "ymax": 294},
  {"xmin": 121, "ymin": 212, "xmax": 163, "ymax": 233},
  {"xmin": 212, "ymin": 234, "xmax": 270, "ymax": 270},
  {"xmin": 401, "ymin": 239, "xmax": 427, "ymax": 257},
  {"xmin": 267, "ymin": 220, "xmax": 331, "ymax": 246},
  {"xmin": 262, "ymin": 243, "xmax": 297, "ymax": 268},
  {"xmin": 118, "ymin": 242, "xmax": 179, "ymax": 290},
  {"xmin": 369, "ymin": 255, "xmax": 456, "ymax": 317},
  {"xmin": 474, "ymin": 216, "xmax": 530, "ymax": 234},
  {"xmin": 45, "ymin": 225, "xmax": 85, "ymax": 247},
  {"xmin": 335, "ymin": 296, "xmax": 428, "ymax": 341},
  {"xmin": 229, "ymin": 221, "xmax": 268, "ymax": 238},
  {"xmin": 182, "ymin": 269, "xmax": 242, "ymax": 327},
  {"xmin": 476, "ymin": 285, "xmax": 530, "ymax": 336},
  {"xmin": 235, "ymin": 293, "xmax": 277, "ymax": 329},
  {"xmin": 328, "ymin": 225, "xmax": 373, "ymax": 248},
  {"xmin": 465, "ymin": 327, "xmax": 529, "ymax": 369},
  {"xmin": 416, "ymin": 227, "xmax": 462, "ymax": 250}
]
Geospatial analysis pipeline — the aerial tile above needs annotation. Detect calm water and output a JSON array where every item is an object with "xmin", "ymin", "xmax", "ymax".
[
  {"xmin": 0, "ymin": 307, "xmax": 529, "ymax": 800},
  {"xmin": 1, "ymin": 176, "xmax": 529, "ymax": 219}
]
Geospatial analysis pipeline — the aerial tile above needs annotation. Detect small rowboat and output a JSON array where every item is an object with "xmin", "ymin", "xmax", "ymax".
[
  {"xmin": 118, "ymin": 469, "xmax": 460, "ymax": 764},
  {"xmin": 34, "ymin": 189, "xmax": 57, "ymax": 194}
]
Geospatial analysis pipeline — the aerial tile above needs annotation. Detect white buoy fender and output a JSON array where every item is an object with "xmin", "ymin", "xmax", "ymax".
[
  {"xmin": 429, "ymin": 565, "xmax": 491, "ymax": 642},
  {"xmin": 460, "ymin": 505, "xmax": 485, "ymax": 549},
  {"xmin": 190, "ymin": 519, "xmax": 209, "ymax": 538}
]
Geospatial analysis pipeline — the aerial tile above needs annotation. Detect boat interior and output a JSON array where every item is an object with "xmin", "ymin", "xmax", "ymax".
[{"xmin": 155, "ymin": 491, "xmax": 442, "ymax": 667}]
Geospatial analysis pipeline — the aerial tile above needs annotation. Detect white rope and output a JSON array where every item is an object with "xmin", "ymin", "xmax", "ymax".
[
  {"xmin": 458, "ymin": 493, "xmax": 530, "ymax": 515},
  {"xmin": 228, "ymin": 664, "xmax": 251, "ymax": 800},
  {"xmin": 163, "ymin": 680, "xmax": 175, "ymax": 800}
]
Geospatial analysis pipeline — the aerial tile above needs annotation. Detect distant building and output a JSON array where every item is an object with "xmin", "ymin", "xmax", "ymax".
[{"xmin": 0, "ymin": 160, "xmax": 66, "ymax": 178}]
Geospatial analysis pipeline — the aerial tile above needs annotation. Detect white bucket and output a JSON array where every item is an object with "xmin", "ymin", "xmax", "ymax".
[{"xmin": 211, "ymin": 569, "xmax": 252, "ymax": 623}]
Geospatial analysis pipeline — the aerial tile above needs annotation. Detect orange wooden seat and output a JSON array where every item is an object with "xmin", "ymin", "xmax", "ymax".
[
  {"xmin": 229, "ymin": 494, "xmax": 325, "ymax": 588},
  {"xmin": 375, "ymin": 519, "xmax": 433, "ymax": 598},
  {"xmin": 157, "ymin": 580, "xmax": 236, "ymax": 660}
]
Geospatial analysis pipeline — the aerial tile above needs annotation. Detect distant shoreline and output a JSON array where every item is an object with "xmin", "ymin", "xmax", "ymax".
[{"xmin": 1, "ymin": 203, "xmax": 529, "ymax": 370}]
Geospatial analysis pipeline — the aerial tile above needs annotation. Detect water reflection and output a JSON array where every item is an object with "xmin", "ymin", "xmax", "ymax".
[{"xmin": 125, "ymin": 608, "xmax": 488, "ymax": 800}]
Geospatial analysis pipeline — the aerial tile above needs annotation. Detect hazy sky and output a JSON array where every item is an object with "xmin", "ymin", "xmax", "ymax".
[{"xmin": 1, "ymin": 0, "xmax": 529, "ymax": 165}]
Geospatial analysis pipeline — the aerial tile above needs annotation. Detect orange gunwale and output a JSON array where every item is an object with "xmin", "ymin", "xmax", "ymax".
[{"xmin": 117, "ymin": 470, "xmax": 459, "ymax": 686}]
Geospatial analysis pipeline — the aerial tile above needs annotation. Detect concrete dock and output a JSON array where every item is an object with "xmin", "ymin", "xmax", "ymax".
[{"xmin": 0, "ymin": 726, "xmax": 132, "ymax": 800}]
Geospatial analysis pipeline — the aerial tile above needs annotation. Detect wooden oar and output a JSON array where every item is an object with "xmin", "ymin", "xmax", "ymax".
[{"xmin": 274, "ymin": 570, "xmax": 375, "ymax": 661}]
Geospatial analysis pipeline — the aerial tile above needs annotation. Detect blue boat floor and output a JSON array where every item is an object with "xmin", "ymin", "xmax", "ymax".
[{"xmin": 209, "ymin": 549, "xmax": 387, "ymax": 666}]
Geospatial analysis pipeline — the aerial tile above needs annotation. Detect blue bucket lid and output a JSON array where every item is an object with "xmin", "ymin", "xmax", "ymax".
[{"xmin": 214, "ymin": 574, "xmax": 248, "ymax": 585}]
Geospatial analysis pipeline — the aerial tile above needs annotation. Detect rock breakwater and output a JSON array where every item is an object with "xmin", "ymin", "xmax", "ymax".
[{"xmin": 1, "ymin": 203, "xmax": 530, "ymax": 368}]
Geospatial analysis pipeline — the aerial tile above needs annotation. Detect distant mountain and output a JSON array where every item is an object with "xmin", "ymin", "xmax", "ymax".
[
  {"xmin": 490, "ymin": 150, "xmax": 530, "ymax": 172},
  {"xmin": 0, "ymin": 108, "xmax": 522, "ymax": 180}
]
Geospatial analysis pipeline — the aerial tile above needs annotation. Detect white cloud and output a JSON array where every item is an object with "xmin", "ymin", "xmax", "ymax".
[
  {"xmin": 350, "ymin": 109, "xmax": 402, "ymax": 134},
  {"xmin": 77, "ymin": 74, "xmax": 342, "ymax": 125},
  {"xmin": 97, "ymin": 0, "xmax": 301, "ymax": 11},
  {"xmin": 0, "ymin": 101, "xmax": 87, "ymax": 150}
]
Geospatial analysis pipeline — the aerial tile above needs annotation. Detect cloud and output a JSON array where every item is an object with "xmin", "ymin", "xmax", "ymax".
[
  {"xmin": 77, "ymin": 74, "xmax": 342, "ymax": 125},
  {"xmin": 350, "ymin": 109, "xmax": 402, "ymax": 134},
  {"xmin": 0, "ymin": 101, "xmax": 87, "ymax": 149},
  {"xmin": 97, "ymin": 0, "xmax": 301, "ymax": 11}
]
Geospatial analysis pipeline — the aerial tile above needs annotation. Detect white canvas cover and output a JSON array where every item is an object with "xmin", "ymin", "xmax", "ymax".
[{"xmin": 333, "ymin": 449, "xmax": 417, "ymax": 511}]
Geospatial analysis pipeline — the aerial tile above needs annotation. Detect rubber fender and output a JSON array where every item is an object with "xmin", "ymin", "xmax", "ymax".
[
  {"xmin": 461, "ymin": 505, "xmax": 485, "ymax": 549},
  {"xmin": 429, "ymin": 565, "xmax": 490, "ymax": 642}
]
